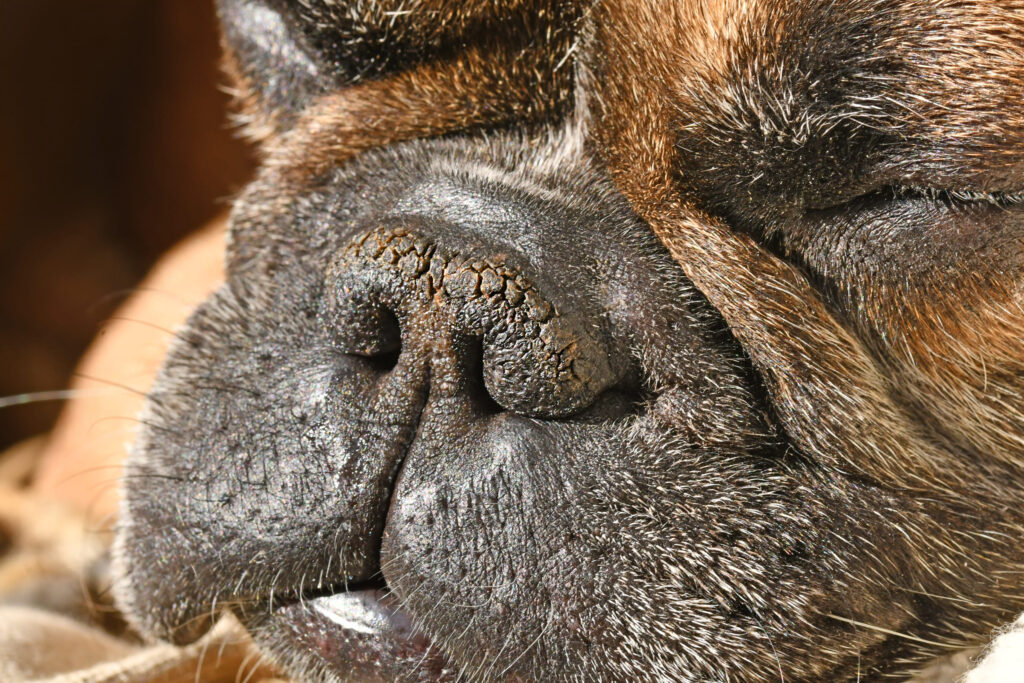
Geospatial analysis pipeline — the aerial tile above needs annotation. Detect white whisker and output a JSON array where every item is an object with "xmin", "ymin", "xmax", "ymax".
[{"xmin": 0, "ymin": 388, "xmax": 118, "ymax": 410}]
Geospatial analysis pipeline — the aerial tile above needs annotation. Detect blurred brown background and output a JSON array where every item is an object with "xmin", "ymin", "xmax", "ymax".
[{"xmin": 0, "ymin": 1, "xmax": 254, "ymax": 450}]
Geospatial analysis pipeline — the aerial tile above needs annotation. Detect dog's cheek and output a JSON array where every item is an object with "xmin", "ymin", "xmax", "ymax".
[{"xmin": 792, "ymin": 200, "xmax": 1024, "ymax": 464}]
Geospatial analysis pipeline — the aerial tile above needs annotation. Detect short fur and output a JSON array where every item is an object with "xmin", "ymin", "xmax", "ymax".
[{"xmin": 113, "ymin": 1, "xmax": 1024, "ymax": 681}]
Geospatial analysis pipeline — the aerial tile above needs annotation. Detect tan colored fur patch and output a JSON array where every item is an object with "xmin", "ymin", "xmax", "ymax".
[
  {"xmin": 222, "ymin": 0, "xmax": 579, "ymax": 179},
  {"xmin": 584, "ymin": 0, "xmax": 1024, "ymax": 490},
  {"xmin": 265, "ymin": 35, "xmax": 574, "ymax": 181}
]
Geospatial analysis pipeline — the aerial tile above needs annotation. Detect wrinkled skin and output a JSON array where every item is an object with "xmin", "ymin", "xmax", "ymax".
[{"xmin": 114, "ymin": 1, "xmax": 1024, "ymax": 681}]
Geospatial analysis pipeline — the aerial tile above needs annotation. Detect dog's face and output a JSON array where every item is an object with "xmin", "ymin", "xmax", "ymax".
[{"xmin": 113, "ymin": 1, "xmax": 1024, "ymax": 681}]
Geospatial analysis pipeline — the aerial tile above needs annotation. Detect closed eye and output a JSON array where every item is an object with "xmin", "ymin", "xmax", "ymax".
[
  {"xmin": 888, "ymin": 185, "xmax": 1024, "ymax": 208},
  {"xmin": 807, "ymin": 183, "xmax": 1024, "ymax": 216}
]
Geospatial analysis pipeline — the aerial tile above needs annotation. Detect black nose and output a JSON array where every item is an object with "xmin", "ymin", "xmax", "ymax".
[
  {"xmin": 116, "ymin": 225, "xmax": 625, "ymax": 644},
  {"xmin": 329, "ymin": 226, "xmax": 620, "ymax": 419}
]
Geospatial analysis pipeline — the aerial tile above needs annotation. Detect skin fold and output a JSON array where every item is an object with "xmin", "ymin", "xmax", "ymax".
[{"xmin": 113, "ymin": 1, "xmax": 1024, "ymax": 681}]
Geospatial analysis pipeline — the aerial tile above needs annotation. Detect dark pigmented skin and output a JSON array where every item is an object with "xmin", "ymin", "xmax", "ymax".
[
  {"xmin": 114, "ymin": 133, "xmax": 946, "ymax": 681},
  {"xmin": 115, "ymin": 135, "xmax": 781, "ymax": 663},
  {"xmin": 114, "ymin": 0, "xmax": 1024, "ymax": 681}
]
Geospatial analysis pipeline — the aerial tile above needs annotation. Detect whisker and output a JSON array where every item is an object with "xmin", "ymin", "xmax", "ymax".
[
  {"xmin": 496, "ymin": 613, "xmax": 553, "ymax": 679},
  {"xmin": 826, "ymin": 614, "xmax": 963, "ymax": 649},
  {"xmin": 72, "ymin": 374, "xmax": 149, "ymax": 398},
  {"xmin": 751, "ymin": 611, "xmax": 785, "ymax": 682},
  {"xmin": 194, "ymin": 620, "xmax": 213, "ymax": 683},
  {"xmin": 87, "ymin": 415, "xmax": 181, "ymax": 436},
  {"xmin": 48, "ymin": 465, "xmax": 131, "ymax": 494},
  {"xmin": 481, "ymin": 620, "xmax": 519, "ymax": 681},
  {"xmin": 86, "ymin": 287, "xmax": 147, "ymax": 314},
  {"xmin": 87, "ymin": 286, "xmax": 205, "ymax": 315},
  {"xmin": 237, "ymin": 647, "xmax": 266, "ymax": 683},
  {"xmin": 104, "ymin": 315, "xmax": 186, "ymax": 341},
  {"xmin": 0, "ymin": 388, "xmax": 118, "ymax": 410}
]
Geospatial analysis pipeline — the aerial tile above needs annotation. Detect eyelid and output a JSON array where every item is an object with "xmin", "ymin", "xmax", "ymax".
[
  {"xmin": 890, "ymin": 185, "xmax": 1024, "ymax": 207},
  {"xmin": 801, "ymin": 183, "xmax": 1024, "ymax": 216}
]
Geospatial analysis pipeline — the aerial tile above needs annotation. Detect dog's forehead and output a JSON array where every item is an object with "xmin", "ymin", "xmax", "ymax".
[
  {"xmin": 611, "ymin": 0, "xmax": 1024, "ymax": 195},
  {"xmin": 258, "ymin": 0, "xmax": 1024, "ymax": 195},
  {"xmin": 651, "ymin": 1, "xmax": 1023, "ymax": 100}
]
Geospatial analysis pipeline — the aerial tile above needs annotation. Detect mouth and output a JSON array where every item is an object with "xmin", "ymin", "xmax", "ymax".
[{"xmin": 251, "ymin": 581, "xmax": 457, "ymax": 681}]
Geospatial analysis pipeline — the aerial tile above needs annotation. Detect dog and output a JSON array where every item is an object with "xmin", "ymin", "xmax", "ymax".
[{"xmin": 112, "ymin": 1, "xmax": 1024, "ymax": 680}]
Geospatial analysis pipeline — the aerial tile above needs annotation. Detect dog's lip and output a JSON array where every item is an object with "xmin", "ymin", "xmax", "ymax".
[{"xmin": 256, "ymin": 586, "xmax": 455, "ymax": 681}]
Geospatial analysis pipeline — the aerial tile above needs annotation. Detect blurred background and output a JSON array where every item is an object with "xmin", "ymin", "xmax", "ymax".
[{"xmin": 0, "ymin": 0, "xmax": 254, "ymax": 451}]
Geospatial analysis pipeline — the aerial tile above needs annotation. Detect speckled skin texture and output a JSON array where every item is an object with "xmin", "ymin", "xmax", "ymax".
[{"xmin": 114, "ymin": 2, "xmax": 1024, "ymax": 681}]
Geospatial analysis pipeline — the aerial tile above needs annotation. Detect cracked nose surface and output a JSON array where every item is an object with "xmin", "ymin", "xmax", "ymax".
[{"xmin": 330, "ymin": 226, "xmax": 621, "ymax": 418}]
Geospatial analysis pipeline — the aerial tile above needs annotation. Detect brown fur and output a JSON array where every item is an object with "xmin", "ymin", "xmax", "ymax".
[
  {"xmin": 135, "ymin": 0, "xmax": 1024, "ymax": 678},
  {"xmin": 583, "ymin": 0, "xmax": 1024, "ymax": 482},
  {"xmin": 225, "ymin": 0, "xmax": 579, "ymax": 177},
  {"xmin": 265, "ymin": 36, "xmax": 574, "ymax": 180}
]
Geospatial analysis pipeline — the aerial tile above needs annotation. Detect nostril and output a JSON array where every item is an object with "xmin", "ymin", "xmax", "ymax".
[
  {"xmin": 351, "ymin": 308, "xmax": 401, "ymax": 373},
  {"xmin": 367, "ymin": 346, "xmax": 401, "ymax": 373},
  {"xmin": 332, "ymin": 228, "xmax": 629, "ymax": 418},
  {"xmin": 377, "ymin": 308, "xmax": 401, "ymax": 348},
  {"xmin": 477, "ymin": 384, "xmax": 505, "ymax": 416},
  {"xmin": 467, "ymin": 337, "xmax": 505, "ymax": 416}
]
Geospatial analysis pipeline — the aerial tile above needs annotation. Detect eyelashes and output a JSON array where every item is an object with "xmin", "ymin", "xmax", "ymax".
[
  {"xmin": 806, "ymin": 183, "xmax": 1024, "ymax": 216},
  {"xmin": 888, "ymin": 185, "xmax": 1024, "ymax": 208}
]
